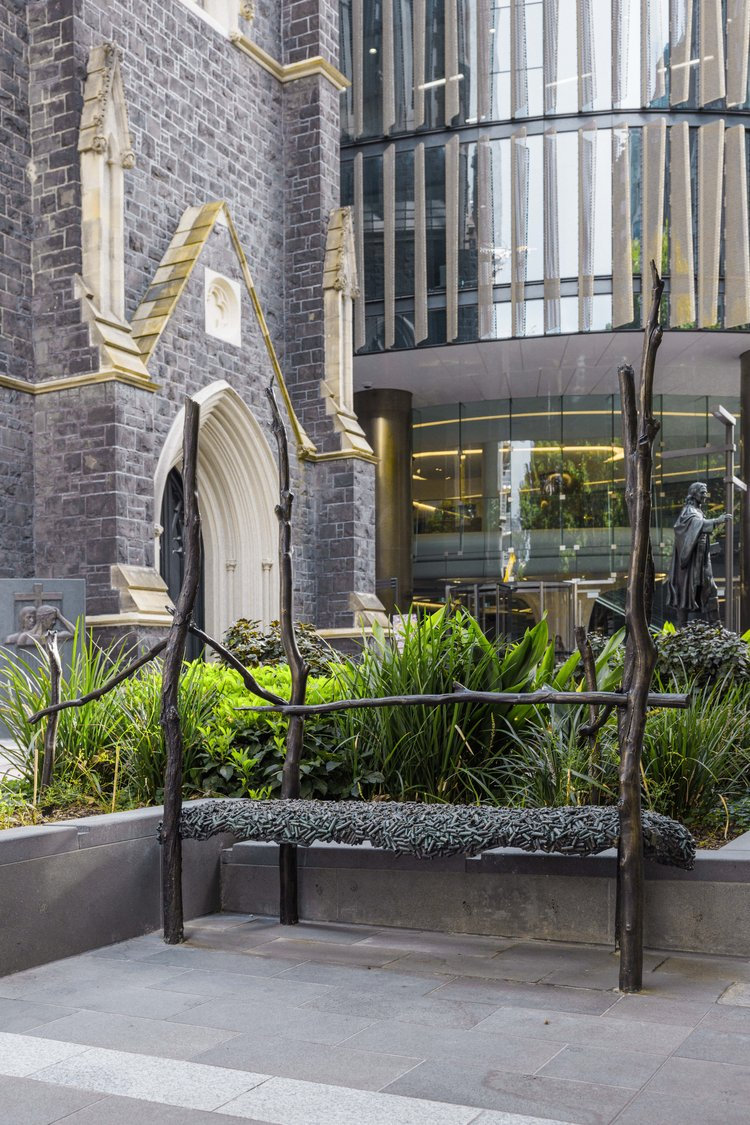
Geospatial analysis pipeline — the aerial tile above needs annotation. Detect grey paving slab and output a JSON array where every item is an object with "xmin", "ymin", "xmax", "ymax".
[
  {"xmin": 359, "ymin": 929, "xmax": 519, "ymax": 957},
  {"xmin": 343, "ymin": 1017, "xmax": 560, "ymax": 1073},
  {"xmin": 24, "ymin": 1009, "xmax": 239, "ymax": 1060},
  {"xmin": 638, "ymin": 971, "xmax": 735, "ymax": 1003},
  {"xmin": 0, "ymin": 953, "xmax": 190, "ymax": 996},
  {"xmin": 701, "ymin": 1003, "xmax": 750, "ymax": 1032},
  {"xmin": 154, "ymin": 967, "xmax": 335, "ymax": 1005},
  {"xmin": 192, "ymin": 1030, "xmax": 421, "ymax": 1090},
  {"xmin": 218, "ymin": 1074, "xmax": 485, "ymax": 1124},
  {"xmin": 430, "ymin": 976, "xmax": 618, "ymax": 1016},
  {"xmin": 643, "ymin": 1054, "xmax": 750, "ymax": 1105},
  {"xmin": 383, "ymin": 951, "xmax": 541, "ymax": 981},
  {"xmin": 651, "ymin": 953, "xmax": 750, "ymax": 983},
  {"xmin": 142, "ymin": 946, "xmax": 310, "ymax": 976},
  {"xmin": 209, "ymin": 920, "xmax": 384, "ymax": 945},
  {"xmin": 0, "ymin": 997, "xmax": 76, "ymax": 1034},
  {"xmin": 473, "ymin": 1114, "xmax": 579, "ymax": 1125},
  {"xmin": 34, "ymin": 1045, "xmax": 268, "ymax": 1111},
  {"xmin": 609, "ymin": 1088, "xmax": 750, "ymax": 1125},
  {"xmin": 0, "ymin": 1031, "xmax": 88, "ymax": 1077},
  {"xmin": 188, "ymin": 930, "xmax": 321, "ymax": 958},
  {"xmin": 56, "ymin": 1092, "xmax": 273, "ymax": 1124},
  {"xmin": 169, "ymin": 994, "xmax": 375, "ymax": 1043},
  {"xmin": 674, "ymin": 1025, "xmax": 750, "ymax": 1066},
  {"xmin": 537, "ymin": 1043, "xmax": 663, "ymax": 1089},
  {"xmin": 300, "ymin": 986, "xmax": 501, "ymax": 1029},
  {"xmin": 0, "ymin": 1075, "xmax": 104, "ymax": 1125},
  {"xmin": 470, "ymin": 1007, "xmax": 692, "ymax": 1056},
  {"xmin": 605, "ymin": 993, "xmax": 713, "ymax": 1026},
  {"xmin": 719, "ymin": 981, "xmax": 750, "ymax": 1006},
  {"xmin": 382, "ymin": 1058, "xmax": 633, "ymax": 1124},
  {"xmin": 278, "ymin": 960, "xmax": 450, "ymax": 994},
  {"xmin": 0, "ymin": 979, "xmax": 203, "ymax": 1020},
  {"xmin": 247, "ymin": 937, "xmax": 408, "ymax": 968},
  {"xmin": 90, "ymin": 935, "xmax": 166, "ymax": 961}
]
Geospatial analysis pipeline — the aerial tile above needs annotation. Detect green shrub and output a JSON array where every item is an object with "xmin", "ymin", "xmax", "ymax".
[
  {"xmin": 221, "ymin": 618, "xmax": 335, "ymax": 675},
  {"xmin": 204, "ymin": 663, "xmax": 362, "ymax": 799},
  {"xmin": 330, "ymin": 607, "xmax": 565, "ymax": 804},
  {"xmin": 0, "ymin": 626, "xmax": 133, "ymax": 801},
  {"xmin": 656, "ymin": 621, "xmax": 750, "ymax": 686}
]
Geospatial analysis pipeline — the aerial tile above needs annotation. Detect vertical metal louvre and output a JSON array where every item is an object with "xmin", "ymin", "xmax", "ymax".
[
  {"xmin": 543, "ymin": 129, "xmax": 561, "ymax": 334},
  {"xmin": 578, "ymin": 123, "xmax": 596, "ymax": 331},
  {"xmin": 577, "ymin": 0, "xmax": 595, "ymax": 112},
  {"xmin": 668, "ymin": 121, "xmax": 696, "ymax": 327},
  {"xmin": 445, "ymin": 135, "xmax": 460, "ymax": 342},
  {"xmin": 611, "ymin": 125, "xmax": 634, "ymax": 327},
  {"xmin": 511, "ymin": 128, "xmax": 529, "ymax": 336},
  {"xmin": 353, "ymin": 0, "xmax": 363, "ymax": 137},
  {"xmin": 477, "ymin": 0, "xmax": 491, "ymax": 122},
  {"xmin": 445, "ymin": 0, "xmax": 460, "ymax": 124},
  {"xmin": 699, "ymin": 0, "xmax": 726, "ymax": 106},
  {"xmin": 544, "ymin": 0, "xmax": 559, "ymax": 115},
  {"xmin": 511, "ymin": 0, "xmax": 529, "ymax": 118},
  {"xmin": 669, "ymin": 0, "xmax": 693, "ymax": 106},
  {"xmin": 723, "ymin": 125, "xmax": 750, "ymax": 328},
  {"xmin": 641, "ymin": 0, "xmax": 667, "ymax": 106},
  {"xmin": 611, "ymin": 0, "xmax": 627, "ymax": 108},
  {"xmin": 727, "ymin": 0, "xmax": 750, "ymax": 108},
  {"xmin": 353, "ymin": 152, "xmax": 366, "ymax": 350},
  {"xmin": 697, "ymin": 119, "xmax": 725, "ymax": 327},
  {"xmin": 414, "ymin": 142, "xmax": 428, "ymax": 343},
  {"xmin": 382, "ymin": 0, "xmax": 396, "ymax": 133},
  {"xmin": 641, "ymin": 118, "xmax": 666, "ymax": 324},
  {"xmin": 383, "ymin": 144, "xmax": 396, "ymax": 348},
  {"xmin": 413, "ymin": 0, "xmax": 426, "ymax": 129},
  {"xmin": 477, "ymin": 136, "xmax": 494, "ymax": 338}
]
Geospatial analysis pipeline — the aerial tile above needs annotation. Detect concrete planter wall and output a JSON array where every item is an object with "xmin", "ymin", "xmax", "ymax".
[
  {"xmin": 0, "ymin": 804, "xmax": 232, "ymax": 976},
  {"xmin": 221, "ymin": 832, "xmax": 750, "ymax": 958},
  {"xmin": 2, "ymin": 808, "xmax": 748, "ymax": 977}
]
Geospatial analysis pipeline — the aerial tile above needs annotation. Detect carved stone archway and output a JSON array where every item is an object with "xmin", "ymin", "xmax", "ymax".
[{"xmin": 154, "ymin": 381, "xmax": 278, "ymax": 639}]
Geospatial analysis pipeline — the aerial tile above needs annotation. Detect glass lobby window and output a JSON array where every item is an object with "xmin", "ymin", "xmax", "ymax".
[
  {"xmin": 590, "ymin": 0, "xmax": 612, "ymax": 111},
  {"xmin": 613, "ymin": 0, "xmax": 641, "ymax": 108}
]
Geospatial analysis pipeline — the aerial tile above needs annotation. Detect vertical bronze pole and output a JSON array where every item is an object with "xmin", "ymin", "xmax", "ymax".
[
  {"xmin": 161, "ymin": 398, "xmax": 202, "ymax": 945},
  {"xmin": 616, "ymin": 262, "xmax": 663, "ymax": 993},
  {"xmin": 740, "ymin": 352, "xmax": 750, "ymax": 630},
  {"xmin": 267, "ymin": 383, "xmax": 310, "ymax": 925},
  {"xmin": 40, "ymin": 631, "xmax": 62, "ymax": 793}
]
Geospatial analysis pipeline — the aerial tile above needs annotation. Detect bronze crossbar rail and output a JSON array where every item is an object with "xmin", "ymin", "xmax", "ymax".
[{"xmin": 241, "ymin": 689, "xmax": 689, "ymax": 717}]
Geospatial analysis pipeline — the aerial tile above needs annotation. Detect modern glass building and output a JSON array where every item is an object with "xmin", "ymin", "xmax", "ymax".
[{"xmin": 340, "ymin": 0, "xmax": 750, "ymax": 642}]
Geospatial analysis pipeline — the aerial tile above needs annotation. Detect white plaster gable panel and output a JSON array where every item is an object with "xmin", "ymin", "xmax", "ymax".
[{"xmin": 204, "ymin": 268, "xmax": 242, "ymax": 347}]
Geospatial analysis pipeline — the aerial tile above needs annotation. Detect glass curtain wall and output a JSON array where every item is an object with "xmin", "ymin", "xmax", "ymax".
[
  {"xmin": 340, "ymin": 0, "xmax": 750, "ymax": 350},
  {"xmin": 413, "ymin": 394, "xmax": 739, "ymax": 623}
]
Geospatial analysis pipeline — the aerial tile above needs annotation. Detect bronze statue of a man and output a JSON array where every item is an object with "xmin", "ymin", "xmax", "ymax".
[{"xmin": 666, "ymin": 482, "xmax": 730, "ymax": 627}]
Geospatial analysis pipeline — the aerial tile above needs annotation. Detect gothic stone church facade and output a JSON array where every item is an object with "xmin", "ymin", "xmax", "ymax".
[{"xmin": 0, "ymin": 0, "xmax": 376, "ymax": 645}]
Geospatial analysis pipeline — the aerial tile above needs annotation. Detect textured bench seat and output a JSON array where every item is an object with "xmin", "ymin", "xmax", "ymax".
[{"xmin": 171, "ymin": 799, "xmax": 696, "ymax": 870}]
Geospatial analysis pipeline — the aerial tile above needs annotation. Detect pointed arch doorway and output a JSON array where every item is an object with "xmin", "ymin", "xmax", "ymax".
[{"xmin": 154, "ymin": 381, "xmax": 279, "ymax": 646}]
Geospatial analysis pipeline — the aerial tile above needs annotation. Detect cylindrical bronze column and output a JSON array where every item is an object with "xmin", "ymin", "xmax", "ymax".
[
  {"xmin": 740, "ymin": 352, "xmax": 750, "ymax": 630},
  {"xmin": 354, "ymin": 388, "xmax": 413, "ymax": 615}
]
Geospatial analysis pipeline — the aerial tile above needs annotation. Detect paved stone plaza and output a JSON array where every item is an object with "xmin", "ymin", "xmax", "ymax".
[{"xmin": 0, "ymin": 915, "xmax": 748, "ymax": 1124}]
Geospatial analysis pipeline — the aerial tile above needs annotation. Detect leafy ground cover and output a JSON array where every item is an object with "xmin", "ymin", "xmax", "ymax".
[{"xmin": 1, "ymin": 613, "xmax": 749, "ymax": 845}]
